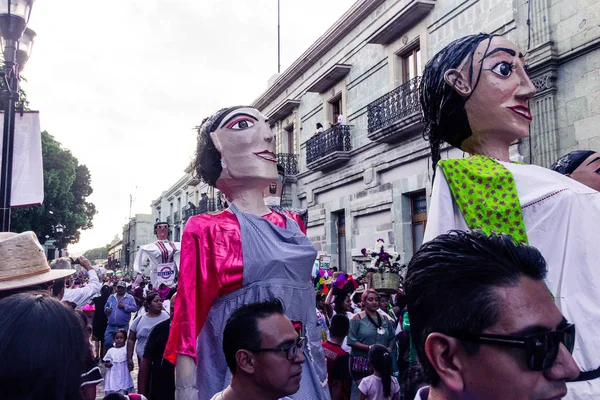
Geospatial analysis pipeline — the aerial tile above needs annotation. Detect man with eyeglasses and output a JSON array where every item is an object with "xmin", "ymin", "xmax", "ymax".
[
  {"xmin": 405, "ymin": 230, "xmax": 579, "ymax": 400},
  {"xmin": 210, "ymin": 299, "xmax": 306, "ymax": 400}
]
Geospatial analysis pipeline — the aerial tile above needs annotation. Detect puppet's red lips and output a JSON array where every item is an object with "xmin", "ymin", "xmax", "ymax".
[
  {"xmin": 253, "ymin": 150, "xmax": 277, "ymax": 162},
  {"xmin": 507, "ymin": 105, "xmax": 532, "ymax": 121}
]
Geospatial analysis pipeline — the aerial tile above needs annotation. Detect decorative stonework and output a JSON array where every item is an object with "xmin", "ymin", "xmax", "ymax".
[{"xmin": 531, "ymin": 70, "xmax": 556, "ymax": 96}]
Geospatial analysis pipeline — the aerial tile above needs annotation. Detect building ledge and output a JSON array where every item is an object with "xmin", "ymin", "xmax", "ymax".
[
  {"xmin": 367, "ymin": 112, "xmax": 423, "ymax": 143},
  {"xmin": 367, "ymin": 0, "xmax": 435, "ymax": 45},
  {"xmin": 307, "ymin": 151, "xmax": 352, "ymax": 171},
  {"xmin": 268, "ymin": 99, "xmax": 301, "ymax": 124},
  {"xmin": 251, "ymin": 0, "xmax": 385, "ymax": 111},
  {"xmin": 306, "ymin": 64, "xmax": 352, "ymax": 93}
]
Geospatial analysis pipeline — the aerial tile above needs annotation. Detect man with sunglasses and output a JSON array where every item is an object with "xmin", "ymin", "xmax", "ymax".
[
  {"xmin": 210, "ymin": 299, "xmax": 306, "ymax": 400},
  {"xmin": 405, "ymin": 230, "xmax": 579, "ymax": 400}
]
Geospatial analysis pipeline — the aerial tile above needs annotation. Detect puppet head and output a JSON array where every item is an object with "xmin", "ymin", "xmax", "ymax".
[
  {"xmin": 154, "ymin": 220, "xmax": 169, "ymax": 241},
  {"xmin": 551, "ymin": 150, "xmax": 600, "ymax": 191},
  {"xmin": 195, "ymin": 106, "xmax": 278, "ymax": 197},
  {"xmin": 421, "ymin": 34, "xmax": 536, "ymax": 170}
]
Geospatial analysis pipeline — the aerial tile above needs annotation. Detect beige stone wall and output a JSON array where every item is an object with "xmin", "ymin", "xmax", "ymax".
[{"xmin": 515, "ymin": 0, "xmax": 600, "ymax": 165}]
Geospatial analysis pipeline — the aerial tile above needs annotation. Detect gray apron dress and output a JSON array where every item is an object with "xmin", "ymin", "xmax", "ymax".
[{"xmin": 195, "ymin": 204, "xmax": 331, "ymax": 400}]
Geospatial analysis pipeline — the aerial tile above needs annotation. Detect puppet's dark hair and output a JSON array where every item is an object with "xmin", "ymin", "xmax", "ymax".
[
  {"xmin": 550, "ymin": 150, "xmax": 595, "ymax": 175},
  {"xmin": 420, "ymin": 33, "xmax": 498, "ymax": 179},
  {"xmin": 195, "ymin": 106, "xmax": 247, "ymax": 187}
]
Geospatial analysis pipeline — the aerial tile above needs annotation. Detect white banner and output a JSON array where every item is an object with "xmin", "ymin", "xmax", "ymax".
[{"xmin": 0, "ymin": 111, "xmax": 43, "ymax": 207}]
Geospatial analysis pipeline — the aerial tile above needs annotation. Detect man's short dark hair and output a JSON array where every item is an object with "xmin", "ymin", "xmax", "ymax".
[
  {"xmin": 329, "ymin": 314, "xmax": 349, "ymax": 338},
  {"xmin": 405, "ymin": 230, "xmax": 547, "ymax": 386},
  {"xmin": 222, "ymin": 298, "xmax": 285, "ymax": 374}
]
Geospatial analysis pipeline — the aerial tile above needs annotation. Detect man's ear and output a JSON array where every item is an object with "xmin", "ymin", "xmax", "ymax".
[
  {"xmin": 444, "ymin": 69, "xmax": 472, "ymax": 97},
  {"xmin": 424, "ymin": 333, "xmax": 467, "ymax": 392},
  {"xmin": 209, "ymin": 130, "xmax": 224, "ymax": 153},
  {"xmin": 235, "ymin": 349, "xmax": 256, "ymax": 375}
]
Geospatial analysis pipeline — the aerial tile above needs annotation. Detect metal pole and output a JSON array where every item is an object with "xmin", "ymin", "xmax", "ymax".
[
  {"xmin": 277, "ymin": 0, "xmax": 281, "ymax": 74},
  {"xmin": 0, "ymin": 38, "xmax": 19, "ymax": 232}
]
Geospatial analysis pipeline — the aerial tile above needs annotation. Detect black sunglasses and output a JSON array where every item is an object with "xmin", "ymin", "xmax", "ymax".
[
  {"xmin": 451, "ymin": 323, "xmax": 575, "ymax": 371},
  {"xmin": 251, "ymin": 336, "xmax": 305, "ymax": 361}
]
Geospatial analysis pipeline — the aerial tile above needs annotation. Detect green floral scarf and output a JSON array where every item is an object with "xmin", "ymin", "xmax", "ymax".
[{"xmin": 438, "ymin": 155, "xmax": 528, "ymax": 244}]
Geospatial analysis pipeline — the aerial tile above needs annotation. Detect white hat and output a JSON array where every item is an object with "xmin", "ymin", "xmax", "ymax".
[{"xmin": 0, "ymin": 232, "xmax": 75, "ymax": 291}]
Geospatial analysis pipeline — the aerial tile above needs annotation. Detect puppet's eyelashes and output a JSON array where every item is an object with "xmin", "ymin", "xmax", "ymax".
[
  {"xmin": 226, "ymin": 118, "xmax": 255, "ymax": 130},
  {"xmin": 489, "ymin": 61, "xmax": 515, "ymax": 77}
]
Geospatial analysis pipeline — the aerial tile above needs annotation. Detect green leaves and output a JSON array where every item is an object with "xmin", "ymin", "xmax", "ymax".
[{"xmin": 11, "ymin": 131, "xmax": 97, "ymax": 247}]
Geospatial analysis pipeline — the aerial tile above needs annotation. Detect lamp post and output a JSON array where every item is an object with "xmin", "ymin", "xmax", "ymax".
[{"xmin": 0, "ymin": 0, "xmax": 35, "ymax": 231}]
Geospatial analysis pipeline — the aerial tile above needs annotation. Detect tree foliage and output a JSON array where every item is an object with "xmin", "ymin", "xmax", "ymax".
[
  {"xmin": 83, "ymin": 246, "xmax": 108, "ymax": 261},
  {"xmin": 11, "ymin": 131, "xmax": 97, "ymax": 248}
]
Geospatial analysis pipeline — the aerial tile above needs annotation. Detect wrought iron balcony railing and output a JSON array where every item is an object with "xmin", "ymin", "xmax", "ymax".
[
  {"xmin": 183, "ymin": 205, "xmax": 194, "ymax": 221},
  {"xmin": 306, "ymin": 124, "xmax": 352, "ymax": 165},
  {"xmin": 276, "ymin": 153, "xmax": 299, "ymax": 175},
  {"xmin": 367, "ymin": 76, "xmax": 422, "ymax": 135}
]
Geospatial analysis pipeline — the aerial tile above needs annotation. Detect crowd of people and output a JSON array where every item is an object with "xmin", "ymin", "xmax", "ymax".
[
  {"xmin": 0, "ymin": 231, "xmax": 180, "ymax": 400},
  {"xmin": 2, "ymin": 32, "xmax": 599, "ymax": 400}
]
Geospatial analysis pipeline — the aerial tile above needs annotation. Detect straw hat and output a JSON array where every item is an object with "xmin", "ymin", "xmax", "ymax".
[{"xmin": 0, "ymin": 231, "xmax": 75, "ymax": 291}]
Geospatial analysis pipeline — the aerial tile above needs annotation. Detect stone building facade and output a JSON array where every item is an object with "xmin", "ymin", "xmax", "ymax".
[
  {"xmin": 251, "ymin": 0, "xmax": 600, "ymax": 272},
  {"xmin": 121, "ymin": 213, "xmax": 154, "ymax": 272},
  {"xmin": 107, "ymin": 239, "xmax": 123, "ymax": 270},
  {"xmin": 149, "ymin": 164, "xmax": 224, "ymax": 244}
]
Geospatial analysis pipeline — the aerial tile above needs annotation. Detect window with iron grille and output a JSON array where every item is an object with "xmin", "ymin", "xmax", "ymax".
[{"xmin": 411, "ymin": 191, "xmax": 427, "ymax": 253}]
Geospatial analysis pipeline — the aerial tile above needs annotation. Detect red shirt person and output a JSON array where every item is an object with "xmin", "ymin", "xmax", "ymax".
[{"xmin": 322, "ymin": 314, "xmax": 352, "ymax": 400}]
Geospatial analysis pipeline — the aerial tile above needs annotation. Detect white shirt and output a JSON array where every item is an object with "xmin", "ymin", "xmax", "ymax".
[
  {"xmin": 133, "ymin": 240, "xmax": 181, "ymax": 287},
  {"xmin": 425, "ymin": 161, "xmax": 600, "ymax": 399},
  {"xmin": 414, "ymin": 386, "xmax": 430, "ymax": 400},
  {"xmin": 62, "ymin": 269, "xmax": 100, "ymax": 307},
  {"xmin": 337, "ymin": 114, "xmax": 346, "ymax": 125},
  {"xmin": 209, "ymin": 391, "xmax": 291, "ymax": 400}
]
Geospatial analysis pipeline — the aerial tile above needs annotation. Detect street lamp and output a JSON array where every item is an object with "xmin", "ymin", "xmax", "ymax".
[
  {"xmin": 0, "ymin": 0, "xmax": 35, "ymax": 231},
  {"xmin": 54, "ymin": 223, "xmax": 64, "ymax": 233}
]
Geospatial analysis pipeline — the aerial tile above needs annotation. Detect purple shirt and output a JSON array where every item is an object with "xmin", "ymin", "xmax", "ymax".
[{"xmin": 105, "ymin": 293, "xmax": 137, "ymax": 326}]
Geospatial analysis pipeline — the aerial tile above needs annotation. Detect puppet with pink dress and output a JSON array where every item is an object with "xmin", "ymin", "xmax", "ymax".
[{"xmin": 164, "ymin": 106, "xmax": 330, "ymax": 400}]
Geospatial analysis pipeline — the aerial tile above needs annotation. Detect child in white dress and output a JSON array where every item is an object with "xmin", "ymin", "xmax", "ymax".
[{"xmin": 103, "ymin": 329, "xmax": 134, "ymax": 394}]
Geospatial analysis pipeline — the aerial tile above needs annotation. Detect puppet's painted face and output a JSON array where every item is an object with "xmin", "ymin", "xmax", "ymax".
[
  {"xmin": 569, "ymin": 152, "xmax": 600, "ymax": 191},
  {"xmin": 155, "ymin": 224, "xmax": 169, "ymax": 240},
  {"xmin": 454, "ymin": 37, "xmax": 536, "ymax": 147},
  {"xmin": 210, "ymin": 107, "xmax": 278, "ymax": 185}
]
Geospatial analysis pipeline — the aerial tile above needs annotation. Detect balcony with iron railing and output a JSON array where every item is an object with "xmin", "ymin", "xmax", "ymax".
[
  {"xmin": 183, "ymin": 205, "xmax": 194, "ymax": 221},
  {"xmin": 306, "ymin": 124, "xmax": 352, "ymax": 171},
  {"xmin": 367, "ymin": 76, "xmax": 423, "ymax": 143},
  {"xmin": 181, "ymin": 197, "xmax": 225, "ymax": 222},
  {"xmin": 276, "ymin": 153, "xmax": 299, "ymax": 175}
]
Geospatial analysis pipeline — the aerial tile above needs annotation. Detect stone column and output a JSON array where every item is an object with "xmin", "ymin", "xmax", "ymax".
[{"xmin": 529, "ymin": 67, "xmax": 558, "ymax": 167}]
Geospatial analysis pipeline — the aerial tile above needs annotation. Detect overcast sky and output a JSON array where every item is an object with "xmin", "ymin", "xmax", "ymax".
[{"xmin": 23, "ymin": 0, "xmax": 356, "ymax": 253}]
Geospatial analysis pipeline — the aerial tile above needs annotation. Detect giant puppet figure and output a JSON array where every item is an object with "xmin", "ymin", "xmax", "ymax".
[
  {"xmin": 164, "ymin": 106, "xmax": 330, "ymax": 400},
  {"xmin": 134, "ymin": 220, "xmax": 180, "ymax": 289},
  {"xmin": 421, "ymin": 33, "xmax": 600, "ymax": 398}
]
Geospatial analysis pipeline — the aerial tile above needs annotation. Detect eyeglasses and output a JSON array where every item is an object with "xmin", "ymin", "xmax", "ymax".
[
  {"xmin": 251, "ymin": 336, "xmax": 306, "ymax": 361},
  {"xmin": 451, "ymin": 324, "xmax": 575, "ymax": 371}
]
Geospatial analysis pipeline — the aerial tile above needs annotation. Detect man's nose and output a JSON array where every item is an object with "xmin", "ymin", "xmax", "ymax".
[
  {"xmin": 544, "ymin": 343, "xmax": 580, "ymax": 381},
  {"xmin": 294, "ymin": 348, "xmax": 306, "ymax": 364}
]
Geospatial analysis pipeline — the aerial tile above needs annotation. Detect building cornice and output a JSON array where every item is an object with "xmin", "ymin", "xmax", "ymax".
[{"xmin": 251, "ymin": 0, "xmax": 385, "ymax": 111}]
